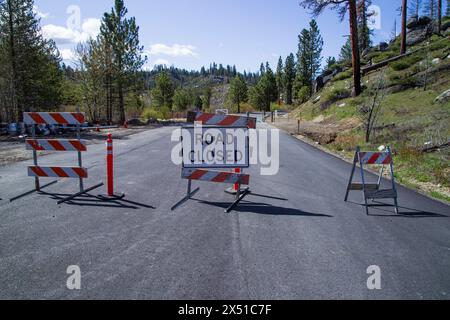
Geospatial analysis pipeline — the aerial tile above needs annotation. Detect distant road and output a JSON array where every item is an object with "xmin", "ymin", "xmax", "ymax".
[{"xmin": 0, "ymin": 122, "xmax": 449, "ymax": 299}]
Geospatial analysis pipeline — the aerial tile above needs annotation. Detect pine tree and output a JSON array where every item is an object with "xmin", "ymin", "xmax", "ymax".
[
  {"xmin": 358, "ymin": 0, "xmax": 372, "ymax": 52},
  {"xmin": 296, "ymin": 28, "xmax": 311, "ymax": 92},
  {"xmin": 260, "ymin": 63, "xmax": 265, "ymax": 75},
  {"xmin": 250, "ymin": 64, "xmax": 277, "ymax": 111},
  {"xmin": 300, "ymin": 0, "xmax": 362, "ymax": 96},
  {"xmin": 340, "ymin": 37, "xmax": 353, "ymax": 61},
  {"xmin": 284, "ymin": 53, "xmax": 296, "ymax": 105},
  {"xmin": 295, "ymin": 20, "xmax": 323, "ymax": 97},
  {"xmin": 100, "ymin": 0, "xmax": 146, "ymax": 124},
  {"xmin": 0, "ymin": 0, "xmax": 63, "ymax": 122},
  {"xmin": 326, "ymin": 56, "xmax": 337, "ymax": 69},
  {"xmin": 408, "ymin": 0, "xmax": 422, "ymax": 18},
  {"xmin": 308, "ymin": 20, "xmax": 323, "ymax": 95},
  {"xmin": 228, "ymin": 75, "xmax": 248, "ymax": 113},
  {"xmin": 151, "ymin": 71, "xmax": 174, "ymax": 108},
  {"xmin": 424, "ymin": 0, "xmax": 438, "ymax": 19},
  {"xmin": 275, "ymin": 56, "xmax": 284, "ymax": 101}
]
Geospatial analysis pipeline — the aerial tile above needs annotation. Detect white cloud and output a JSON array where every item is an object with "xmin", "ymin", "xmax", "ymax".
[
  {"xmin": 147, "ymin": 44, "xmax": 198, "ymax": 58},
  {"xmin": 33, "ymin": 5, "xmax": 49, "ymax": 19},
  {"xmin": 59, "ymin": 49, "xmax": 76, "ymax": 61},
  {"xmin": 42, "ymin": 18, "xmax": 101, "ymax": 45},
  {"xmin": 153, "ymin": 58, "xmax": 170, "ymax": 66}
]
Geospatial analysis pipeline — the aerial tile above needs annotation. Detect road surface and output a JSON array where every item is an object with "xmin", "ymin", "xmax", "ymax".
[{"xmin": 0, "ymin": 120, "xmax": 449, "ymax": 299}]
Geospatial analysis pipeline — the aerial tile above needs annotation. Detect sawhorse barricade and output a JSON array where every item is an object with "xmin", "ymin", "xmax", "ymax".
[
  {"xmin": 10, "ymin": 112, "xmax": 103, "ymax": 204},
  {"xmin": 344, "ymin": 146, "xmax": 399, "ymax": 215},
  {"xmin": 171, "ymin": 112, "xmax": 256, "ymax": 213}
]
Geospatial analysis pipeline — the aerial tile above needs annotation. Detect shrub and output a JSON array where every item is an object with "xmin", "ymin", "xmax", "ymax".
[
  {"xmin": 296, "ymin": 87, "xmax": 310, "ymax": 104},
  {"xmin": 333, "ymin": 133, "xmax": 361, "ymax": 152},
  {"xmin": 333, "ymin": 69, "xmax": 353, "ymax": 81},
  {"xmin": 142, "ymin": 108, "xmax": 162, "ymax": 121},
  {"xmin": 430, "ymin": 40, "xmax": 449, "ymax": 51},
  {"xmin": 373, "ymin": 51, "xmax": 397, "ymax": 64},
  {"xmin": 390, "ymin": 54, "xmax": 423, "ymax": 71},
  {"xmin": 325, "ymin": 86, "xmax": 351, "ymax": 102},
  {"xmin": 159, "ymin": 106, "xmax": 172, "ymax": 120}
]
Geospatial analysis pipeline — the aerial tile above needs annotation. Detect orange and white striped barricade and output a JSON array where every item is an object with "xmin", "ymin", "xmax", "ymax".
[
  {"xmin": 10, "ymin": 112, "xmax": 103, "ymax": 204},
  {"xmin": 187, "ymin": 111, "xmax": 256, "ymax": 195},
  {"xmin": 344, "ymin": 146, "xmax": 399, "ymax": 215},
  {"xmin": 187, "ymin": 111, "xmax": 257, "ymax": 129},
  {"xmin": 172, "ymin": 113, "xmax": 256, "ymax": 213}
]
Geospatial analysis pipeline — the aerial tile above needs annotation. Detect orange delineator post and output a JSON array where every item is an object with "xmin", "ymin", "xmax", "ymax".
[
  {"xmin": 233, "ymin": 168, "xmax": 241, "ymax": 192},
  {"xmin": 106, "ymin": 133, "xmax": 114, "ymax": 196}
]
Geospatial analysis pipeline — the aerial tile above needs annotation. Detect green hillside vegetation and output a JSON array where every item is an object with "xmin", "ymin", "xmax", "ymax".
[{"xmin": 291, "ymin": 33, "xmax": 450, "ymax": 202}]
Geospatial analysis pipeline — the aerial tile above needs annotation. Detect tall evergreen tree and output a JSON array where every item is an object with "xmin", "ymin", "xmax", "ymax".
[
  {"xmin": 358, "ymin": 0, "xmax": 372, "ymax": 52},
  {"xmin": 308, "ymin": 20, "xmax": 323, "ymax": 94},
  {"xmin": 228, "ymin": 75, "xmax": 248, "ymax": 113},
  {"xmin": 296, "ymin": 28, "xmax": 311, "ymax": 93},
  {"xmin": 424, "ymin": 0, "xmax": 438, "ymax": 19},
  {"xmin": 260, "ymin": 63, "xmax": 265, "ymax": 75},
  {"xmin": 300, "ymin": 0, "xmax": 362, "ymax": 96},
  {"xmin": 250, "ymin": 64, "xmax": 277, "ymax": 111},
  {"xmin": 409, "ymin": 0, "xmax": 422, "ymax": 17},
  {"xmin": 100, "ymin": 0, "xmax": 146, "ymax": 124},
  {"xmin": 151, "ymin": 71, "xmax": 174, "ymax": 108},
  {"xmin": 0, "ymin": 0, "xmax": 63, "ymax": 122},
  {"xmin": 284, "ymin": 53, "xmax": 296, "ymax": 105},
  {"xmin": 275, "ymin": 56, "xmax": 284, "ymax": 101},
  {"xmin": 326, "ymin": 56, "xmax": 337, "ymax": 68},
  {"xmin": 339, "ymin": 37, "xmax": 353, "ymax": 61},
  {"xmin": 295, "ymin": 20, "xmax": 323, "ymax": 97}
]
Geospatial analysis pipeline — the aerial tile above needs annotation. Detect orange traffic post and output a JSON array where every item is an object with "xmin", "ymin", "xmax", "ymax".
[
  {"xmin": 98, "ymin": 133, "xmax": 125, "ymax": 201},
  {"xmin": 225, "ymin": 168, "xmax": 249, "ymax": 195},
  {"xmin": 107, "ymin": 133, "xmax": 114, "ymax": 196}
]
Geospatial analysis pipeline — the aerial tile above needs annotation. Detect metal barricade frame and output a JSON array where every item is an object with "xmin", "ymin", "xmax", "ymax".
[
  {"xmin": 10, "ymin": 112, "xmax": 103, "ymax": 204},
  {"xmin": 172, "ymin": 112, "xmax": 256, "ymax": 213},
  {"xmin": 344, "ymin": 146, "xmax": 399, "ymax": 215}
]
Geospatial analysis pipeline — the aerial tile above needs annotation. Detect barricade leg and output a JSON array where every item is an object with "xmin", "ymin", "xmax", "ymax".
[
  {"xmin": 344, "ymin": 152, "xmax": 358, "ymax": 202},
  {"xmin": 171, "ymin": 180, "xmax": 200, "ymax": 211},
  {"xmin": 10, "ymin": 181, "xmax": 58, "ymax": 203},
  {"xmin": 359, "ymin": 160, "xmax": 370, "ymax": 215},
  {"xmin": 57, "ymin": 182, "xmax": 104, "ymax": 205},
  {"xmin": 225, "ymin": 183, "xmax": 250, "ymax": 213}
]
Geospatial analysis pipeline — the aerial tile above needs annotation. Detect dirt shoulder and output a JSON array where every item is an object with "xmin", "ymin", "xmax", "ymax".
[
  {"xmin": 0, "ymin": 125, "xmax": 159, "ymax": 167},
  {"xmin": 270, "ymin": 116, "xmax": 450, "ymax": 205}
]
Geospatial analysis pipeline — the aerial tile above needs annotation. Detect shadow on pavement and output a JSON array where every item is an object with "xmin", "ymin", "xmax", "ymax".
[
  {"xmin": 40, "ymin": 192, "xmax": 155, "ymax": 210},
  {"xmin": 348, "ymin": 200, "xmax": 448, "ymax": 218},
  {"xmin": 194, "ymin": 199, "xmax": 333, "ymax": 217}
]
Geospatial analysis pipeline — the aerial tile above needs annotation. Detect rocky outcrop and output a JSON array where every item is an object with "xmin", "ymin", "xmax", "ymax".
[
  {"xmin": 435, "ymin": 89, "xmax": 450, "ymax": 104},
  {"xmin": 378, "ymin": 42, "xmax": 389, "ymax": 52},
  {"xmin": 406, "ymin": 16, "xmax": 434, "ymax": 46},
  {"xmin": 313, "ymin": 66, "xmax": 343, "ymax": 93}
]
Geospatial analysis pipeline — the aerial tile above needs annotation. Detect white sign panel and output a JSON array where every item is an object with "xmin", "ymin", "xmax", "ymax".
[{"xmin": 181, "ymin": 125, "xmax": 249, "ymax": 169}]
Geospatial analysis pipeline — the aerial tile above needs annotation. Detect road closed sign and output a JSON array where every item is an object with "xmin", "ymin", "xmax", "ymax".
[{"xmin": 181, "ymin": 125, "xmax": 250, "ymax": 169}]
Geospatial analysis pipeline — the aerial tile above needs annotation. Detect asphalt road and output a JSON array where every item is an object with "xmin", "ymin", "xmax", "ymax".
[{"xmin": 0, "ymin": 120, "xmax": 449, "ymax": 300}]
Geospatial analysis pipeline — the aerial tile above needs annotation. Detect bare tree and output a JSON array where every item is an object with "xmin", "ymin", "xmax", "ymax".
[
  {"xmin": 401, "ymin": 0, "xmax": 408, "ymax": 54},
  {"xmin": 359, "ymin": 72, "xmax": 387, "ymax": 143},
  {"xmin": 300, "ymin": 0, "xmax": 362, "ymax": 96},
  {"xmin": 437, "ymin": 0, "xmax": 442, "ymax": 34}
]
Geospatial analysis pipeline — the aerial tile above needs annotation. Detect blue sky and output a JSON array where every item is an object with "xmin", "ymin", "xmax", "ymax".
[{"xmin": 34, "ymin": 0, "xmax": 447, "ymax": 72}]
